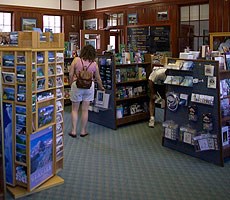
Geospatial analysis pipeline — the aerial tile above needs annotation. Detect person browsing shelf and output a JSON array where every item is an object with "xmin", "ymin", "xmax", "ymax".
[
  {"xmin": 148, "ymin": 66, "xmax": 166, "ymax": 128},
  {"xmin": 68, "ymin": 44, "xmax": 105, "ymax": 138}
]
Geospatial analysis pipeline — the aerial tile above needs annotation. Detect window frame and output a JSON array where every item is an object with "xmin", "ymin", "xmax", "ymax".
[{"xmin": 43, "ymin": 15, "xmax": 62, "ymax": 33}]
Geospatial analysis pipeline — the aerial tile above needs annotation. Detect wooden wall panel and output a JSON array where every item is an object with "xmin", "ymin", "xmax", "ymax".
[
  {"xmin": 2, "ymin": 0, "xmax": 230, "ymax": 55},
  {"xmin": 209, "ymin": 0, "xmax": 230, "ymax": 32},
  {"xmin": 223, "ymin": 0, "xmax": 230, "ymax": 31},
  {"xmin": 0, "ymin": 5, "xmax": 80, "ymax": 42}
]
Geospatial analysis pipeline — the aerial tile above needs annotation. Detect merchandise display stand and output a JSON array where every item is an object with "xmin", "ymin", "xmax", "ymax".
[
  {"xmin": 7, "ymin": 175, "xmax": 64, "ymax": 199},
  {"xmin": 115, "ymin": 61, "xmax": 151, "ymax": 127},
  {"xmin": 0, "ymin": 68, "xmax": 6, "ymax": 200},
  {"xmin": 0, "ymin": 31, "xmax": 65, "ymax": 197},
  {"xmin": 162, "ymin": 57, "xmax": 230, "ymax": 166},
  {"xmin": 88, "ymin": 54, "xmax": 151, "ymax": 129},
  {"xmin": 88, "ymin": 54, "xmax": 117, "ymax": 129},
  {"xmin": 63, "ymin": 57, "xmax": 74, "ymax": 105}
]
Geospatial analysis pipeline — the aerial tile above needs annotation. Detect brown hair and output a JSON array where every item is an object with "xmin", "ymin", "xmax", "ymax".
[{"xmin": 80, "ymin": 44, "xmax": 96, "ymax": 62}]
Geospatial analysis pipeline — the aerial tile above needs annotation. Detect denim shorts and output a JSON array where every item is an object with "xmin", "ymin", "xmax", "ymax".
[{"xmin": 70, "ymin": 81, "xmax": 95, "ymax": 102}]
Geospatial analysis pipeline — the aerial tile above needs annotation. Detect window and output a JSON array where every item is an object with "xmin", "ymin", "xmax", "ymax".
[
  {"xmin": 0, "ymin": 12, "xmax": 12, "ymax": 32},
  {"xmin": 43, "ymin": 15, "xmax": 61, "ymax": 33},
  {"xmin": 179, "ymin": 4, "xmax": 209, "ymax": 52},
  {"xmin": 107, "ymin": 13, "xmax": 124, "ymax": 27}
]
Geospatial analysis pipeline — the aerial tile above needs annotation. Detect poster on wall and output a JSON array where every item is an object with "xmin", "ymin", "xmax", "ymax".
[
  {"xmin": 3, "ymin": 102, "xmax": 14, "ymax": 185},
  {"xmin": 30, "ymin": 126, "xmax": 53, "ymax": 190}
]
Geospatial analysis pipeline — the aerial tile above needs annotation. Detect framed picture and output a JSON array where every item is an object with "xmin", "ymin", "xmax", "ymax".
[
  {"xmin": 83, "ymin": 18, "xmax": 97, "ymax": 30},
  {"xmin": 157, "ymin": 11, "xmax": 168, "ymax": 21},
  {"xmin": 127, "ymin": 13, "xmax": 138, "ymax": 25},
  {"xmin": 85, "ymin": 39, "xmax": 96, "ymax": 49},
  {"xmin": 21, "ymin": 18, "xmax": 37, "ymax": 31}
]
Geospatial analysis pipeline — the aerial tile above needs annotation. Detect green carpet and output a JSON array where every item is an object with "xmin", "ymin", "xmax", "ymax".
[{"xmin": 6, "ymin": 106, "xmax": 230, "ymax": 200}]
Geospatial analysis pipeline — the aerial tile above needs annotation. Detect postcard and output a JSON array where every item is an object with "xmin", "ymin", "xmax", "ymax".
[{"xmin": 2, "ymin": 72, "xmax": 15, "ymax": 84}]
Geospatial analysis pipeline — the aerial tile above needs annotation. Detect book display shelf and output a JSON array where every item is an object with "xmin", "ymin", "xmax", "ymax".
[
  {"xmin": 63, "ymin": 57, "xmax": 73, "ymax": 105},
  {"xmin": 88, "ymin": 54, "xmax": 116, "ymax": 129},
  {"xmin": 88, "ymin": 54, "xmax": 151, "ymax": 129},
  {"xmin": 0, "ymin": 31, "xmax": 65, "ymax": 198},
  {"xmin": 115, "ymin": 61, "xmax": 151, "ymax": 127},
  {"xmin": 0, "ymin": 68, "xmax": 6, "ymax": 200},
  {"xmin": 162, "ymin": 57, "xmax": 230, "ymax": 166}
]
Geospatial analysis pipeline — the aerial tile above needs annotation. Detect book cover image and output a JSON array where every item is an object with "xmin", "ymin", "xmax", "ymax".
[
  {"xmin": 17, "ymin": 84, "xmax": 26, "ymax": 102},
  {"xmin": 16, "ymin": 124, "xmax": 26, "ymax": 135},
  {"xmin": 2, "ymin": 72, "xmax": 15, "ymax": 84},
  {"xmin": 37, "ymin": 78, "xmax": 46, "ymax": 91},
  {"xmin": 38, "ymin": 105, "xmax": 54, "ymax": 127},
  {"xmin": 56, "ymin": 112, "xmax": 63, "ymax": 124},
  {"xmin": 17, "ymin": 65, "xmax": 26, "ymax": 83},
  {"xmin": 16, "ymin": 105, "xmax": 26, "ymax": 115},
  {"xmin": 56, "ymin": 123, "xmax": 63, "ymax": 135},
  {"xmin": 3, "ymin": 87, "xmax": 15, "ymax": 101},
  {"xmin": 16, "ymin": 165, "xmax": 27, "ymax": 184},
  {"xmin": 3, "ymin": 103, "xmax": 14, "ymax": 185},
  {"xmin": 16, "ymin": 114, "xmax": 26, "ymax": 126},
  {"xmin": 9, "ymin": 31, "xmax": 18, "ymax": 45},
  {"xmin": 30, "ymin": 126, "xmax": 53, "ymax": 190}
]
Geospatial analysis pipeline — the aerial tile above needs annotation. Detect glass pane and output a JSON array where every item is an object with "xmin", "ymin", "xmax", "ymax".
[
  {"xmin": 0, "ymin": 12, "xmax": 11, "ymax": 31},
  {"xmin": 200, "ymin": 4, "xmax": 209, "ymax": 20},
  {"xmin": 49, "ymin": 17, "xmax": 55, "ymax": 26},
  {"xmin": 43, "ymin": 15, "xmax": 61, "ymax": 33},
  {"xmin": 179, "ymin": 37, "xmax": 190, "ymax": 52},
  {"xmin": 180, "ymin": 22, "xmax": 192, "ymax": 37},
  {"xmin": 110, "ymin": 36, "xmax": 115, "ymax": 50},
  {"xmin": 200, "ymin": 20, "xmax": 209, "ymax": 36},
  {"xmin": 180, "ymin": 6, "xmax": 189, "ymax": 22},
  {"xmin": 190, "ymin": 5, "xmax": 199, "ymax": 21},
  {"xmin": 190, "ymin": 21, "xmax": 199, "ymax": 36},
  {"xmin": 193, "ymin": 37, "xmax": 200, "ymax": 51},
  {"xmin": 55, "ymin": 16, "xmax": 61, "ymax": 27},
  {"xmin": 43, "ymin": 16, "xmax": 49, "ymax": 26},
  {"xmin": 118, "ymin": 13, "xmax": 123, "ymax": 26}
]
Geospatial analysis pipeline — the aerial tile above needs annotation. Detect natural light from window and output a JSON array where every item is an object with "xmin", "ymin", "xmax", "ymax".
[
  {"xmin": 0, "ymin": 12, "xmax": 11, "ymax": 32},
  {"xmin": 43, "ymin": 15, "xmax": 61, "ymax": 33}
]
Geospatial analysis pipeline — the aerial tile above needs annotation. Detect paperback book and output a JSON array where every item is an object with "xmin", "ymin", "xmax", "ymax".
[{"xmin": 17, "ymin": 65, "xmax": 26, "ymax": 83}]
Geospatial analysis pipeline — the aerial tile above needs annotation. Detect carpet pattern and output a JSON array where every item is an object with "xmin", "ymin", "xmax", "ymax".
[{"xmin": 6, "ymin": 106, "xmax": 230, "ymax": 200}]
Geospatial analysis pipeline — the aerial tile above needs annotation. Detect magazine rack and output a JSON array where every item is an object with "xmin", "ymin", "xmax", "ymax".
[{"xmin": 0, "ymin": 31, "xmax": 65, "ymax": 198}]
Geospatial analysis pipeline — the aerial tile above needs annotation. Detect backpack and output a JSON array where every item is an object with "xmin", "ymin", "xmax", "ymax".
[{"xmin": 75, "ymin": 59, "xmax": 93, "ymax": 89}]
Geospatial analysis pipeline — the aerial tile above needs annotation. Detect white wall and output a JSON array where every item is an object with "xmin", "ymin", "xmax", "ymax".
[
  {"xmin": 0, "ymin": 0, "xmax": 79, "ymax": 11},
  {"xmin": 83, "ymin": 0, "xmax": 150, "ymax": 10}
]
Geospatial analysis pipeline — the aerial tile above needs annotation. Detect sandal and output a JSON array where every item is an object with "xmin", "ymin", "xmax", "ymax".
[
  {"xmin": 80, "ymin": 133, "xmax": 89, "ymax": 137},
  {"xmin": 68, "ymin": 132, "xmax": 77, "ymax": 138}
]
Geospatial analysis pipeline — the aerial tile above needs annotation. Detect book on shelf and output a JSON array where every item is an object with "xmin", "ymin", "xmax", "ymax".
[
  {"xmin": 2, "ymin": 72, "xmax": 15, "ymax": 84},
  {"xmin": 3, "ymin": 87, "xmax": 15, "ymax": 101},
  {"xmin": 56, "ymin": 65, "xmax": 63, "ymax": 75},
  {"xmin": 38, "ymin": 105, "xmax": 54, "ymax": 127},
  {"xmin": 17, "ymin": 84, "xmax": 26, "ymax": 102},
  {"xmin": 56, "ymin": 52, "xmax": 64, "ymax": 63},
  {"xmin": 17, "ymin": 65, "xmax": 26, "ymax": 83}
]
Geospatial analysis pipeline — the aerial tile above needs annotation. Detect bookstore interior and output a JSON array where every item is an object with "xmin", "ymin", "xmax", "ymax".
[{"xmin": 0, "ymin": 9, "xmax": 230, "ymax": 200}]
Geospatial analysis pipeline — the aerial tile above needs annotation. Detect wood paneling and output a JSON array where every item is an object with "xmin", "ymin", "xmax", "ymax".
[
  {"xmin": 1, "ymin": 0, "xmax": 230, "ymax": 56},
  {"xmin": 0, "ymin": 4, "xmax": 81, "ymax": 42},
  {"xmin": 209, "ymin": 0, "xmax": 230, "ymax": 32}
]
